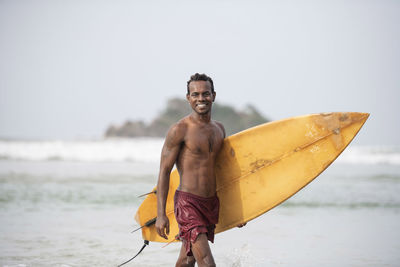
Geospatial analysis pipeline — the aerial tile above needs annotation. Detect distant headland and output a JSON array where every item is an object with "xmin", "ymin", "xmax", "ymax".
[{"xmin": 105, "ymin": 98, "xmax": 269, "ymax": 138}]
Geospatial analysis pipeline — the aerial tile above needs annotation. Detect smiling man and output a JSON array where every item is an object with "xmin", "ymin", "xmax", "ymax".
[{"xmin": 155, "ymin": 73, "xmax": 225, "ymax": 267}]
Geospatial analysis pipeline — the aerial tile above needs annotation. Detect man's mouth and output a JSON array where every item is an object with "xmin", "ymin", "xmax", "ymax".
[{"xmin": 197, "ymin": 103, "xmax": 207, "ymax": 108}]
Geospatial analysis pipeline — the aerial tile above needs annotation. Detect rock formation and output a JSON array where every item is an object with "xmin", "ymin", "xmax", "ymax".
[{"xmin": 105, "ymin": 98, "xmax": 269, "ymax": 138}]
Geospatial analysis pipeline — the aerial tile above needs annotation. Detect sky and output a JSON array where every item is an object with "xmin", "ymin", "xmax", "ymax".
[{"xmin": 0, "ymin": 0, "xmax": 399, "ymax": 145}]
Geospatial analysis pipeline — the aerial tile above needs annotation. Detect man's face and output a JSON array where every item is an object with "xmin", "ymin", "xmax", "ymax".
[{"xmin": 186, "ymin": 80, "xmax": 216, "ymax": 115}]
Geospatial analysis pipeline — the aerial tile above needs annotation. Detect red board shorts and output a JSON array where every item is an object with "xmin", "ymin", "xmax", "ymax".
[{"xmin": 174, "ymin": 189, "xmax": 220, "ymax": 256}]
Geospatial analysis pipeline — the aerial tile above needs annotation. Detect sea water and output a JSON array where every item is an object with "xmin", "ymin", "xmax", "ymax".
[{"xmin": 0, "ymin": 139, "xmax": 399, "ymax": 267}]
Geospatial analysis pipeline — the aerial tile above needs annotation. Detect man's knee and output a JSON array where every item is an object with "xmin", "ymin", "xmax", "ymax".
[
  {"xmin": 198, "ymin": 254, "xmax": 215, "ymax": 267},
  {"xmin": 192, "ymin": 234, "xmax": 216, "ymax": 267},
  {"xmin": 175, "ymin": 255, "xmax": 195, "ymax": 267}
]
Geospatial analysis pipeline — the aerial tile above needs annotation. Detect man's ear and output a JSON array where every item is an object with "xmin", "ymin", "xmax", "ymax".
[
  {"xmin": 186, "ymin": 93, "xmax": 190, "ymax": 102},
  {"xmin": 212, "ymin": 91, "xmax": 216, "ymax": 102}
]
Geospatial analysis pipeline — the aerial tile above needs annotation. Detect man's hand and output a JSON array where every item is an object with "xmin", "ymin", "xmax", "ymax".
[
  {"xmin": 237, "ymin": 222, "xmax": 247, "ymax": 228},
  {"xmin": 155, "ymin": 214, "xmax": 170, "ymax": 240}
]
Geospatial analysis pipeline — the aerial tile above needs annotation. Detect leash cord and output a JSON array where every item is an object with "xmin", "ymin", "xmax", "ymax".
[{"xmin": 117, "ymin": 240, "xmax": 149, "ymax": 267}]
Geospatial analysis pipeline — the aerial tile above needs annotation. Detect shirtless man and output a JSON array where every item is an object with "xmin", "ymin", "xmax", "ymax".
[{"xmin": 155, "ymin": 73, "xmax": 224, "ymax": 267}]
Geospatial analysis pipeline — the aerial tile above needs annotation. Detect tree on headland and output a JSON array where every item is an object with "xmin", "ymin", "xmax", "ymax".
[{"xmin": 105, "ymin": 98, "xmax": 269, "ymax": 138}]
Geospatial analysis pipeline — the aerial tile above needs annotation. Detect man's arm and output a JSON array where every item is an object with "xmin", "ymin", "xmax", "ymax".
[
  {"xmin": 215, "ymin": 121, "xmax": 226, "ymax": 138},
  {"xmin": 155, "ymin": 122, "xmax": 185, "ymax": 239}
]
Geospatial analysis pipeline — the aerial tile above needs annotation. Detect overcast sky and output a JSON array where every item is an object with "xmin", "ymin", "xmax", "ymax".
[{"xmin": 0, "ymin": 0, "xmax": 399, "ymax": 145}]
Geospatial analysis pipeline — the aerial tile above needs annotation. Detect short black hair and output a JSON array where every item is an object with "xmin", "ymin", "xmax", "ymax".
[{"xmin": 187, "ymin": 73, "xmax": 214, "ymax": 95}]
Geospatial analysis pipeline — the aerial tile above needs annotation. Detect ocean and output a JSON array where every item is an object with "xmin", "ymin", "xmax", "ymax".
[{"xmin": 0, "ymin": 138, "xmax": 399, "ymax": 266}]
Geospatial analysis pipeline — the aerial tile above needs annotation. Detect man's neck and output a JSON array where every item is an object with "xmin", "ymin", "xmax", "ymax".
[{"xmin": 190, "ymin": 112, "xmax": 211, "ymax": 124}]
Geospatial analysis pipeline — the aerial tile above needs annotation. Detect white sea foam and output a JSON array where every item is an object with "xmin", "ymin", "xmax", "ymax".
[
  {"xmin": 336, "ymin": 146, "xmax": 400, "ymax": 165},
  {"xmin": 0, "ymin": 138, "xmax": 164, "ymax": 163},
  {"xmin": 0, "ymin": 139, "xmax": 399, "ymax": 165}
]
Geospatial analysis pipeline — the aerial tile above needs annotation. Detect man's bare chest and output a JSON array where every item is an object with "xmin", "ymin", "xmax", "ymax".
[{"xmin": 184, "ymin": 126, "xmax": 223, "ymax": 155}]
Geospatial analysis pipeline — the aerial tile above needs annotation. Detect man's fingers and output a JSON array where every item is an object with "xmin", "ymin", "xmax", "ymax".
[
  {"xmin": 237, "ymin": 222, "xmax": 247, "ymax": 228},
  {"xmin": 162, "ymin": 228, "xmax": 168, "ymax": 239},
  {"xmin": 156, "ymin": 225, "xmax": 165, "ymax": 239},
  {"xmin": 155, "ymin": 217, "xmax": 169, "ymax": 239},
  {"xmin": 157, "ymin": 226, "xmax": 167, "ymax": 239},
  {"xmin": 162, "ymin": 225, "xmax": 168, "ymax": 239},
  {"xmin": 156, "ymin": 227, "xmax": 162, "ymax": 237},
  {"xmin": 166, "ymin": 221, "xmax": 170, "ymax": 235}
]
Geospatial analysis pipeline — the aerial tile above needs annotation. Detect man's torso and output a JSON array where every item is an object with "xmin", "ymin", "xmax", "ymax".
[{"xmin": 176, "ymin": 116, "xmax": 225, "ymax": 197}]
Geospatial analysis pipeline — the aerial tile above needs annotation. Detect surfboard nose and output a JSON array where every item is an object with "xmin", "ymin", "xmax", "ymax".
[
  {"xmin": 349, "ymin": 112, "xmax": 369, "ymax": 121},
  {"xmin": 328, "ymin": 112, "xmax": 369, "ymax": 150},
  {"xmin": 346, "ymin": 112, "xmax": 370, "ymax": 129},
  {"xmin": 315, "ymin": 112, "xmax": 369, "ymax": 132}
]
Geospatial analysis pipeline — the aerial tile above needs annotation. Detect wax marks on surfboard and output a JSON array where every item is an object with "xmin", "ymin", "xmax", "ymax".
[
  {"xmin": 306, "ymin": 112, "xmax": 369, "ymax": 151},
  {"xmin": 218, "ymin": 112, "xmax": 369, "ymax": 186},
  {"xmin": 314, "ymin": 112, "xmax": 347, "ymax": 150},
  {"xmin": 249, "ymin": 159, "xmax": 272, "ymax": 173},
  {"xmin": 230, "ymin": 147, "xmax": 235, "ymax": 157},
  {"xmin": 227, "ymin": 147, "xmax": 272, "ymax": 175}
]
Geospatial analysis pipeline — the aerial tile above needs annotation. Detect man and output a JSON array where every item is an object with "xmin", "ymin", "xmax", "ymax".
[{"xmin": 155, "ymin": 73, "xmax": 225, "ymax": 267}]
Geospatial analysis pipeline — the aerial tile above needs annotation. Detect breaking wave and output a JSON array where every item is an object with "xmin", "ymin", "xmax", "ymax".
[
  {"xmin": 336, "ymin": 146, "xmax": 400, "ymax": 165},
  {"xmin": 0, "ymin": 138, "xmax": 164, "ymax": 163},
  {"xmin": 0, "ymin": 139, "xmax": 399, "ymax": 165}
]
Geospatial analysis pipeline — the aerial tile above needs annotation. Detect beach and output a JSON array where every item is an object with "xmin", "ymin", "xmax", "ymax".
[{"xmin": 0, "ymin": 139, "xmax": 399, "ymax": 266}]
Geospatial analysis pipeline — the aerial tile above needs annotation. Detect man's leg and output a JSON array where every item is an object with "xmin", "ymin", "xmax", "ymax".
[
  {"xmin": 175, "ymin": 240, "xmax": 196, "ymax": 267},
  {"xmin": 191, "ymin": 233, "xmax": 216, "ymax": 267}
]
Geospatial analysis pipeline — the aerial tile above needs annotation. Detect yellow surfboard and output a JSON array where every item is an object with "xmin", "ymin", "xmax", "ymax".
[{"xmin": 134, "ymin": 112, "xmax": 369, "ymax": 243}]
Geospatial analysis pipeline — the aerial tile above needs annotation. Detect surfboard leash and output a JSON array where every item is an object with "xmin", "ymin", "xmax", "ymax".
[
  {"xmin": 118, "ymin": 217, "xmax": 157, "ymax": 266},
  {"xmin": 117, "ymin": 240, "xmax": 149, "ymax": 267}
]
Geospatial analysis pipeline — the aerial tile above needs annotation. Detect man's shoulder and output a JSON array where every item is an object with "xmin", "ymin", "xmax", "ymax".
[
  {"xmin": 167, "ymin": 116, "xmax": 190, "ymax": 137},
  {"xmin": 212, "ymin": 120, "xmax": 226, "ymax": 137},
  {"xmin": 212, "ymin": 120, "xmax": 224, "ymax": 128},
  {"xmin": 175, "ymin": 116, "xmax": 191, "ymax": 129}
]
